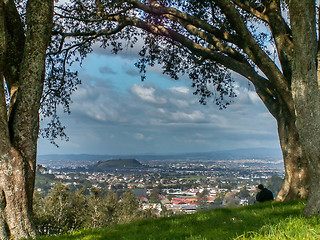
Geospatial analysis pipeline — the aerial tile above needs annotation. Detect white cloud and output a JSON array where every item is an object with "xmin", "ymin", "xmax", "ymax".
[
  {"xmin": 169, "ymin": 86, "xmax": 190, "ymax": 94},
  {"xmin": 130, "ymin": 84, "xmax": 167, "ymax": 104},
  {"xmin": 170, "ymin": 110, "xmax": 205, "ymax": 122},
  {"xmin": 133, "ymin": 133, "xmax": 152, "ymax": 141},
  {"xmin": 169, "ymin": 98, "xmax": 189, "ymax": 108}
]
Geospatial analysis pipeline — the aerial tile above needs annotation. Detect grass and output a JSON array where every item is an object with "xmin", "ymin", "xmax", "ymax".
[{"xmin": 36, "ymin": 201, "xmax": 320, "ymax": 240}]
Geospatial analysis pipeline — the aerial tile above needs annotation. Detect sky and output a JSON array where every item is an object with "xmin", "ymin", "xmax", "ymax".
[{"xmin": 37, "ymin": 44, "xmax": 281, "ymax": 156}]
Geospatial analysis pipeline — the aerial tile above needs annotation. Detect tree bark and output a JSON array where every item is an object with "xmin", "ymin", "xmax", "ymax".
[
  {"xmin": 276, "ymin": 116, "xmax": 309, "ymax": 201},
  {"xmin": 0, "ymin": 149, "xmax": 36, "ymax": 239},
  {"xmin": 289, "ymin": 0, "xmax": 320, "ymax": 216}
]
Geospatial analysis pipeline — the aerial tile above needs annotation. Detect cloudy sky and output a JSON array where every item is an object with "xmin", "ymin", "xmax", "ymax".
[{"xmin": 37, "ymin": 45, "xmax": 280, "ymax": 155}]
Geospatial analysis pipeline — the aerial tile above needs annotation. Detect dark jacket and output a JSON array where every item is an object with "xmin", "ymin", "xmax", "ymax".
[{"xmin": 256, "ymin": 188, "xmax": 274, "ymax": 202}]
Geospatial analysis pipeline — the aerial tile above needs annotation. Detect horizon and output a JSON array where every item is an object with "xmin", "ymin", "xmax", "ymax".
[{"xmin": 37, "ymin": 147, "xmax": 283, "ymax": 158}]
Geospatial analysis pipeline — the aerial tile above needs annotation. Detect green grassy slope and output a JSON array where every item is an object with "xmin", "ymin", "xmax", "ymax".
[{"xmin": 37, "ymin": 201, "xmax": 320, "ymax": 240}]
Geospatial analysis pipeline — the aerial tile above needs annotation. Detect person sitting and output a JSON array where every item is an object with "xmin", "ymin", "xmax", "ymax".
[{"xmin": 256, "ymin": 184, "xmax": 274, "ymax": 202}]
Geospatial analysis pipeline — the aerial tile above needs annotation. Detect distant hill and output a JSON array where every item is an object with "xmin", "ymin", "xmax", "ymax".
[{"xmin": 89, "ymin": 159, "xmax": 144, "ymax": 171}]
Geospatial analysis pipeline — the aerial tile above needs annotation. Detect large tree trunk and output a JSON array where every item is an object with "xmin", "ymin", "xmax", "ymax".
[
  {"xmin": 0, "ymin": 149, "xmax": 37, "ymax": 239},
  {"xmin": 255, "ymin": 79, "xmax": 310, "ymax": 200},
  {"xmin": 289, "ymin": 0, "xmax": 320, "ymax": 216},
  {"xmin": 276, "ymin": 116, "xmax": 309, "ymax": 201},
  {"xmin": 0, "ymin": 0, "xmax": 54, "ymax": 238}
]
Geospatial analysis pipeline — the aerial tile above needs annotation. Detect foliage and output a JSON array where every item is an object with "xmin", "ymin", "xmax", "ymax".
[
  {"xmin": 35, "ymin": 201, "xmax": 318, "ymax": 240},
  {"xmin": 238, "ymin": 186, "xmax": 250, "ymax": 199},
  {"xmin": 117, "ymin": 190, "xmax": 141, "ymax": 223},
  {"xmin": 35, "ymin": 173, "xmax": 56, "ymax": 194},
  {"xmin": 149, "ymin": 187, "xmax": 162, "ymax": 203},
  {"xmin": 149, "ymin": 191, "xmax": 161, "ymax": 203},
  {"xmin": 49, "ymin": 0, "xmax": 240, "ymax": 120},
  {"xmin": 33, "ymin": 183, "xmax": 157, "ymax": 236},
  {"xmin": 196, "ymin": 189, "xmax": 209, "ymax": 209},
  {"xmin": 265, "ymin": 175, "xmax": 283, "ymax": 197},
  {"xmin": 34, "ymin": 182, "xmax": 78, "ymax": 235},
  {"xmin": 224, "ymin": 191, "xmax": 240, "ymax": 208}
]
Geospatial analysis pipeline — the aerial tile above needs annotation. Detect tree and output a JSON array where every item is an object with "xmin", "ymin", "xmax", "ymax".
[
  {"xmin": 51, "ymin": 0, "xmax": 319, "ymax": 215},
  {"xmin": 118, "ymin": 190, "xmax": 140, "ymax": 221},
  {"xmin": 149, "ymin": 191, "xmax": 161, "ymax": 203},
  {"xmin": 34, "ymin": 189, "xmax": 87, "ymax": 234},
  {"xmin": 265, "ymin": 175, "xmax": 283, "ymax": 197},
  {"xmin": 0, "ymin": 0, "xmax": 54, "ymax": 238},
  {"xmin": 197, "ymin": 189, "xmax": 209, "ymax": 209},
  {"xmin": 0, "ymin": 1, "xmax": 132, "ymax": 238},
  {"xmin": 104, "ymin": 191, "xmax": 119, "ymax": 224},
  {"xmin": 149, "ymin": 187, "xmax": 161, "ymax": 203},
  {"xmin": 238, "ymin": 186, "xmax": 250, "ymax": 199},
  {"xmin": 224, "ymin": 191, "xmax": 240, "ymax": 207},
  {"xmin": 87, "ymin": 188, "xmax": 107, "ymax": 228},
  {"xmin": 69, "ymin": 188, "xmax": 90, "ymax": 230}
]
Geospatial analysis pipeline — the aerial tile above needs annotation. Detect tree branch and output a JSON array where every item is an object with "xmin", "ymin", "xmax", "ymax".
[
  {"xmin": 128, "ymin": 0, "xmax": 239, "ymax": 44},
  {"xmin": 55, "ymin": 6, "xmax": 134, "ymax": 22},
  {"xmin": 263, "ymin": 0, "xmax": 293, "ymax": 82},
  {"xmin": 128, "ymin": 0, "xmax": 292, "ymax": 107},
  {"xmin": 164, "ymin": 14, "xmax": 247, "ymax": 64},
  {"xmin": 122, "ymin": 13, "xmax": 289, "ymax": 120},
  {"xmin": 214, "ymin": 0, "xmax": 292, "ymax": 105},
  {"xmin": 232, "ymin": 0, "xmax": 268, "ymax": 22},
  {"xmin": 49, "ymin": 21, "xmax": 129, "ymax": 55},
  {"xmin": 123, "ymin": 16, "xmax": 269, "ymax": 89}
]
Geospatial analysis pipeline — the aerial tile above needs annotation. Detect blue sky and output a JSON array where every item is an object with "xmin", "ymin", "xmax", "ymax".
[{"xmin": 37, "ymin": 45, "xmax": 281, "ymax": 155}]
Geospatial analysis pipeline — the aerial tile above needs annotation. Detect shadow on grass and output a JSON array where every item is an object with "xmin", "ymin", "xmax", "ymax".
[{"xmin": 38, "ymin": 201, "xmax": 306, "ymax": 240}]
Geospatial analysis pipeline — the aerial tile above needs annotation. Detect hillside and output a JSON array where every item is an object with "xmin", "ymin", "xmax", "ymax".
[
  {"xmin": 89, "ymin": 158, "xmax": 144, "ymax": 171},
  {"xmin": 37, "ymin": 201, "xmax": 320, "ymax": 240}
]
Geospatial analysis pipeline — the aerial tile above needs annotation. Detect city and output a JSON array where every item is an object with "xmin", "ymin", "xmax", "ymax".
[{"xmin": 36, "ymin": 154, "xmax": 284, "ymax": 216}]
